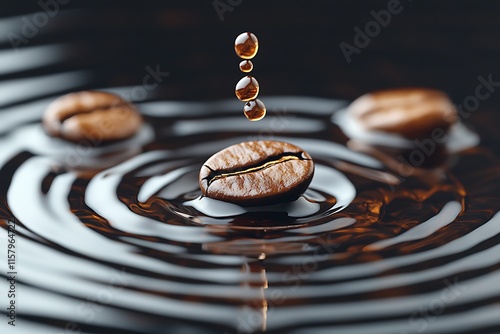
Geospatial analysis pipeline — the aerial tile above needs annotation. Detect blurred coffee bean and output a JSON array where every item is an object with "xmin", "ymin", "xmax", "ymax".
[
  {"xmin": 43, "ymin": 91, "xmax": 142, "ymax": 143},
  {"xmin": 348, "ymin": 88, "xmax": 457, "ymax": 139}
]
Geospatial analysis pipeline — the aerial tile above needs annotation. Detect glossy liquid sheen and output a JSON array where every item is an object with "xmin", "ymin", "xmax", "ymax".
[
  {"xmin": 244, "ymin": 99, "xmax": 266, "ymax": 121},
  {"xmin": 235, "ymin": 32, "xmax": 266, "ymax": 121},
  {"xmin": 0, "ymin": 96, "xmax": 499, "ymax": 334},
  {"xmin": 235, "ymin": 76, "xmax": 260, "ymax": 102},
  {"xmin": 239, "ymin": 60, "xmax": 253, "ymax": 73},
  {"xmin": 234, "ymin": 32, "xmax": 259, "ymax": 59}
]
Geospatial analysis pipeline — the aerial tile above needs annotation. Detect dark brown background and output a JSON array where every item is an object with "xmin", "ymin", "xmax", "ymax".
[
  {"xmin": 1, "ymin": 0, "xmax": 499, "ymax": 150},
  {"xmin": 2, "ymin": 0, "xmax": 500, "ymax": 99}
]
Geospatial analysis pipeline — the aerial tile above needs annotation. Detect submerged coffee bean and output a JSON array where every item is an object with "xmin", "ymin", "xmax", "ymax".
[
  {"xmin": 348, "ymin": 88, "xmax": 458, "ymax": 139},
  {"xmin": 199, "ymin": 141, "xmax": 314, "ymax": 206},
  {"xmin": 43, "ymin": 91, "xmax": 142, "ymax": 143}
]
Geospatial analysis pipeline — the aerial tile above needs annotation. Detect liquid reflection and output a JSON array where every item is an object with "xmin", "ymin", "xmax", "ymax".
[{"xmin": 0, "ymin": 95, "xmax": 498, "ymax": 334}]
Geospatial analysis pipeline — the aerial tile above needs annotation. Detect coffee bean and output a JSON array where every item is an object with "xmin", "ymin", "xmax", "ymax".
[
  {"xmin": 199, "ymin": 141, "xmax": 314, "ymax": 206},
  {"xmin": 348, "ymin": 88, "xmax": 457, "ymax": 139},
  {"xmin": 43, "ymin": 91, "xmax": 142, "ymax": 143}
]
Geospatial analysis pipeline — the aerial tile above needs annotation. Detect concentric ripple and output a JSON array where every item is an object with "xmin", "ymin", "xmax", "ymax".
[
  {"xmin": 1, "ymin": 92, "xmax": 499, "ymax": 334},
  {"xmin": 0, "ymin": 23, "xmax": 499, "ymax": 332}
]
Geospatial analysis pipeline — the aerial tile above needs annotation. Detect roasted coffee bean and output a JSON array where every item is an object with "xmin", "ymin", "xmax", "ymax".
[
  {"xmin": 199, "ymin": 141, "xmax": 314, "ymax": 206},
  {"xmin": 43, "ymin": 91, "xmax": 142, "ymax": 143},
  {"xmin": 348, "ymin": 88, "xmax": 458, "ymax": 139}
]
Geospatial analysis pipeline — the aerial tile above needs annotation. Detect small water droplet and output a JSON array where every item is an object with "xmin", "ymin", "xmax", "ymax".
[
  {"xmin": 244, "ymin": 99, "xmax": 266, "ymax": 121},
  {"xmin": 235, "ymin": 76, "xmax": 259, "ymax": 102},
  {"xmin": 234, "ymin": 32, "xmax": 259, "ymax": 59},
  {"xmin": 239, "ymin": 60, "xmax": 253, "ymax": 73}
]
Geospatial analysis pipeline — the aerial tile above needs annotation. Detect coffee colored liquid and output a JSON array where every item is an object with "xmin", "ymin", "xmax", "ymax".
[
  {"xmin": 1, "ymin": 24, "xmax": 499, "ymax": 333},
  {"xmin": 1, "ymin": 96, "xmax": 499, "ymax": 333},
  {"xmin": 234, "ymin": 32, "xmax": 266, "ymax": 121},
  {"xmin": 243, "ymin": 98, "xmax": 266, "ymax": 121},
  {"xmin": 235, "ymin": 76, "xmax": 259, "ymax": 101},
  {"xmin": 234, "ymin": 32, "xmax": 258, "ymax": 59},
  {"xmin": 239, "ymin": 60, "xmax": 253, "ymax": 73}
]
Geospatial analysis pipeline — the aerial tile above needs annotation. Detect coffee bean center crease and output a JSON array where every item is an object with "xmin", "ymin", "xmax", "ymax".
[
  {"xmin": 204, "ymin": 152, "xmax": 306, "ymax": 187},
  {"xmin": 58, "ymin": 102, "xmax": 130, "ymax": 123}
]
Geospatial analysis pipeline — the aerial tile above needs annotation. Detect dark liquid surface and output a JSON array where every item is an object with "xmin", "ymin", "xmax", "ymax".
[{"xmin": 0, "ymin": 95, "xmax": 499, "ymax": 334}]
